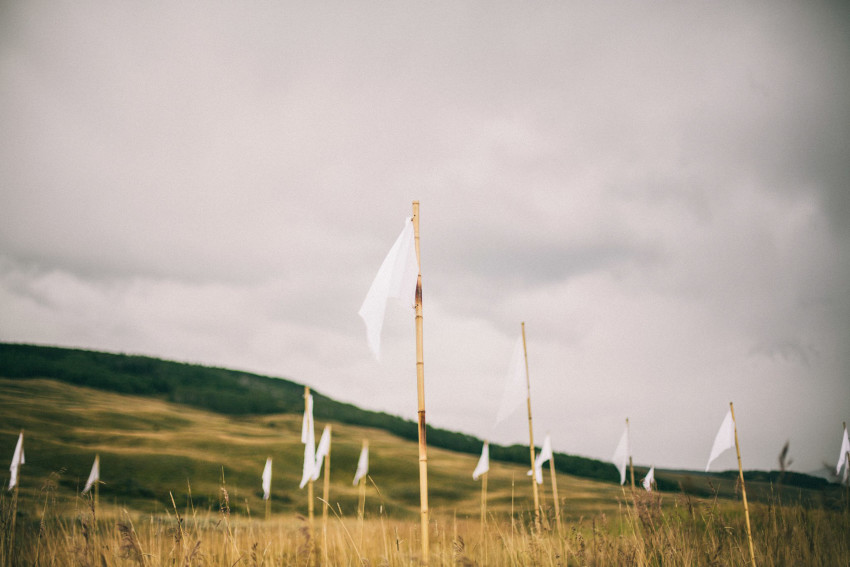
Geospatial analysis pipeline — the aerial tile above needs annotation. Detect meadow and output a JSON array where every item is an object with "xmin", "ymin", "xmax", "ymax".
[{"xmin": 1, "ymin": 377, "xmax": 848, "ymax": 564}]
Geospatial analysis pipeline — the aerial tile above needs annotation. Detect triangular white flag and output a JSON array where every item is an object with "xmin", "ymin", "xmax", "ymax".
[
  {"xmin": 495, "ymin": 337, "xmax": 527, "ymax": 424},
  {"xmin": 353, "ymin": 444, "xmax": 369, "ymax": 486},
  {"xmin": 9, "ymin": 433, "xmax": 24, "ymax": 491},
  {"xmin": 82, "ymin": 455, "xmax": 100, "ymax": 494},
  {"xmin": 642, "ymin": 466, "xmax": 655, "ymax": 492},
  {"xmin": 472, "ymin": 442, "xmax": 489, "ymax": 480},
  {"xmin": 358, "ymin": 217, "xmax": 419, "ymax": 360},
  {"xmin": 528, "ymin": 434, "xmax": 553, "ymax": 484},
  {"xmin": 262, "ymin": 458, "xmax": 272, "ymax": 501},
  {"xmin": 299, "ymin": 394, "xmax": 316, "ymax": 489},
  {"xmin": 705, "ymin": 409, "xmax": 735, "ymax": 472},
  {"xmin": 312, "ymin": 426, "xmax": 331, "ymax": 481},
  {"xmin": 612, "ymin": 425, "xmax": 629, "ymax": 485},
  {"xmin": 836, "ymin": 425, "xmax": 850, "ymax": 478}
]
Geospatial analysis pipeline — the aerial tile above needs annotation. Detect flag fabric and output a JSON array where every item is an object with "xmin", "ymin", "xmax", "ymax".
[
  {"xmin": 495, "ymin": 336, "xmax": 528, "ymax": 424},
  {"xmin": 82, "ymin": 455, "xmax": 100, "ymax": 494},
  {"xmin": 836, "ymin": 425, "xmax": 850, "ymax": 481},
  {"xmin": 472, "ymin": 441, "xmax": 489, "ymax": 480},
  {"xmin": 528, "ymin": 434, "xmax": 553, "ymax": 484},
  {"xmin": 358, "ymin": 217, "xmax": 419, "ymax": 360},
  {"xmin": 312, "ymin": 425, "xmax": 331, "ymax": 481},
  {"xmin": 642, "ymin": 466, "xmax": 655, "ymax": 492},
  {"xmin": 299, "ymin": 394, "xmax": 316, "ymax": 489},
  {"xmin": 9, "ymin": 432, "xmax": 24, "ymax": 491},
  {"xmin": 353, "ymin": 444, "xmax": 369, "ymax": 486},
  {"xmin": 262, "ymin": 458, "xmax": 272, "ymax": 501},
  {"xmin": 612, "ymin": 425, "xmax": 629, "ymax": 485},
  {"xmin": 706, "ymin": 409, "xmax": 735, "ymax": 472}
]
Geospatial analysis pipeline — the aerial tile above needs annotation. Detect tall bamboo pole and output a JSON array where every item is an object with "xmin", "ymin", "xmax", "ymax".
[
  {"xmin": 730, "ymin": 402, "xmax": 756, "ymax": 567},
  {"xmin": 521, "ymin": 322, "xmax": 541, "ymax": 530},
  {"xmin": 548, "ymin": 456, "xmax": 562, "ymax": 536},
  {"xmin": 412, "ymin": 201, "xmax": 430, "ymax": 562},
  {"xmin": 322, "ymin": 425, "xmax": 332, "ymax": 564}
]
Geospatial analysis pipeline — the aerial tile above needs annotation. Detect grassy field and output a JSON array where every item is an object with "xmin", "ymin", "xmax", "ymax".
[{"xmin": 1, "ymin": 378, "xmax": 848, "ymax": 565}]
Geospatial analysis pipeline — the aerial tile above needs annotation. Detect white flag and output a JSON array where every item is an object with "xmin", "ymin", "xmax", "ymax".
[
  {"xmin": 82, "ymin": 455, "xmax": 100, "ymax": 494},
  {"xmin": 353, "ymin": 444, "xmax": 369, "ymax": 486},
  {"xmin": 495, "ymin": 337, "xmax": 527, "ymax": 424},
  {"xmin": 528, "ymin": 434, "xmax": 553, "ymax": 485},
  {"xmin": 472, "ymin": 442, "xmax": 489, "ymax": 480},
  {"xmin": 312, "ymin": 426, "xmax": 331, "ymax": 481},
  {"xmin": 358, "ymin": 217, "xmax": 419, "ymax": 360},
  {"xmin": 262, "ymin": 458, "xmax": 272, "ymax": 501},
  {"xmin": 705, "ymin": 409, "xmax": 735, "ymax": 472},
  {"xmin": 612, "ymin": 425, "xmax": 629, "ymax": 485},
  {"xmin": 642, "ymin": 466, "xmax": 655, "ymax": 492},
  {"xmin": 299, "ymin": 394, "xmax": 316, "ymax": 489},
  {"xmin": 836, "ymin": 425, "xmax": 850, "ymax": 480},
  {"xmin": 9, "ymin": 433, "xmax": 24, "ymax": 491}
]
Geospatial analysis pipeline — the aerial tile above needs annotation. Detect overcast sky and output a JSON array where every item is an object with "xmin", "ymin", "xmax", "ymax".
[{"xmin": 2, "ymin": 1, "xmax": 848, "ymax": 475}]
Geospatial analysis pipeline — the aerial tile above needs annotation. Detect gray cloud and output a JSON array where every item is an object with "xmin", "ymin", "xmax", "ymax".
[{"xmin": 1, "ymin": 1, "xmax": 848, "ymax": 473}]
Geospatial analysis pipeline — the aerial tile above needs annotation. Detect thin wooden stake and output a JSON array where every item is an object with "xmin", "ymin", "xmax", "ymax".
[
  {"xmin": 480, "ymin": 471, "xmax": 488, "ymax": 563},
  {"xmin": 548, "ymin": 456, "xmax": 562, "ymax": 536},
  {"xmin": 626, "ymin": 418, "xmax": 635, "ymax": 490},
  {"xmin": 322, "ymin": 424, "xmax": 332, "ymax": 564},
  {"xmin": 730, "ymin": 402, "xmax": 756, "ymax": 567},
  {"xmin": 357, "ymin": 441, "xmax": 368, "ymax": 549},
  {"xmin": 521, "ymin": 322, "xmax": 541, "ymax": 531},
  {"xmin": 304, "ymin": 387, "xmax": 315, "ymax": 537},
  {"xmin": 413, "ymin": 201, "xmax": 430, "ymax": 563}
]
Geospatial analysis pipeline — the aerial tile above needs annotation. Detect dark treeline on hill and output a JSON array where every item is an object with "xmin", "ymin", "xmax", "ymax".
[{"xmin": 0, "ymin": 343, "xmax": 829, "ymax": 496}]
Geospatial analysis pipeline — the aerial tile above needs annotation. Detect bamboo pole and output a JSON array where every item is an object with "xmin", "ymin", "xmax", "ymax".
[
  {"xmin": 548, "ymin": 456, "xmax": 562, "ymax": 536},
  {"xmin": 626, "ymin": 418, "xmax": 635, "ymax": 490},
  {"xmin": 412, "ymin": 201, "xmax": 430, "ymax": 562},
  {"xmin": 521, "ymin": 322, "xmax": 541, "ymax": 531},
  {"xmin": 730, "ymin": 402, "xmax": 756, "ymax": 567},
  {"xmin": 304, "ymin": 387, "xmax": 314, "ymax": 536},
  {"xmin": 480, "ymin": 471, "xmax": 488, "ymax": 563},
  {"xmin": 322, "ymin": 425, "xmax": 332, "ymax": 564},
  {"xmin": 357, "ymin": 440, "xmax": 368, "ymax": 548},
  {"xmin": 844, "ymin": 422, "xmax": 849, "ymax": 488}
]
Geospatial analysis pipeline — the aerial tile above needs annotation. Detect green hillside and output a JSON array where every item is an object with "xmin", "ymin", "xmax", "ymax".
[
  {"xmin": 0, "ymin": 377, "xmax": 633, "ymax": 521},
  {"xmin": 0, "ymin": 342, "xmax": 615, "ymax": 481},
  {"xmin": 0, "ymin": 342, "xmax": 837, "ymax": 515}
]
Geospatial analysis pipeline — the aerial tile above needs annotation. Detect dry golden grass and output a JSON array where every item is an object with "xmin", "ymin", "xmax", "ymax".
[
  {"xmin": 1, "ymin": 483, "xmax": 848, "ymax": 566},
  {"xmin": 2, "ymin": 378, "xmax": 849, "ymax": 565}
]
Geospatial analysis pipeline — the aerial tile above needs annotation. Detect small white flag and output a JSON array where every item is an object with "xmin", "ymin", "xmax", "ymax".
[
  {"xmin": 358, "ymin": 217, "xmax": 419, "ymax": 360},
  {"xmin": 312, "ymin": 426, "xmax": 332, "ymax": 481},
  {"xmin": 528, "ymin": 434, "xmax": 553, "ymax": 484},
  {"xmin": 9, "ymin": 432, "xmax": 24, "ymax": 491},
  {"xmin": 299, "ymin": 394, "xmax": 316, "ymax": 489},
  {"xmin": 495, "ymin": 337, "xmax": 528, "ymax": 424},
  {"xmin": 82, "ymin": 455, "xmax": 100, "ymax": 494},
  {"xmin": 262, "ymin": 458, "xmax": 272, "ymax": 501},
  {"xmin": 706, "ymin": 409, "xmax": 735, "ymax": 472},
  {"xmin": 642, "ymin": 466, "xmax": 655, "ymax": 492},
  {"xmin": 353, "ymin": 444, "xmax": 369, "ymax": 486},
  {"xmin": 836, "ymin": 425, "xmax": 850, "ymax": 481},
  {"xmin": 472, "ymin": 442, "xmax": 489, "ymax": 480},
  {"xmin": 612, "ymin": 425, "xmax": 629, "ymax": 485}
]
